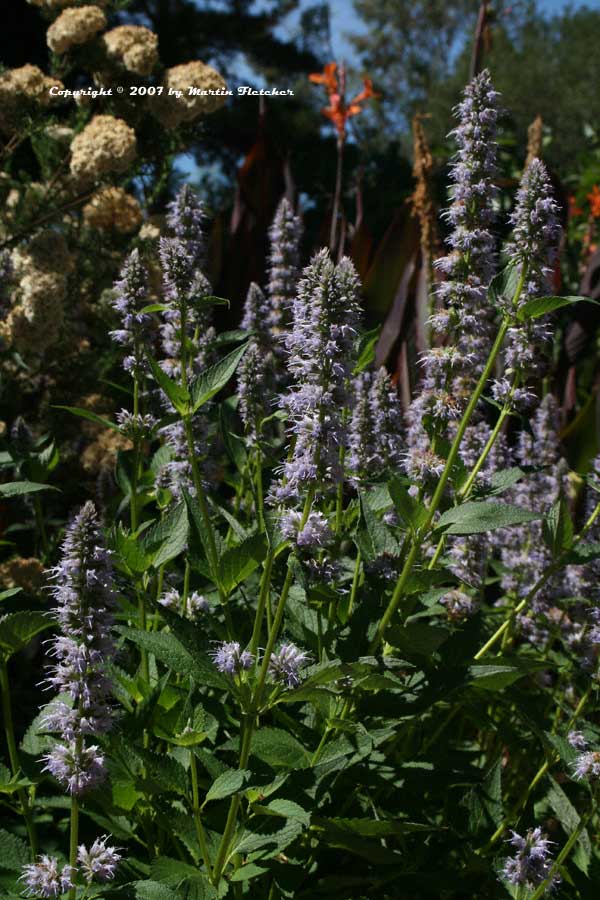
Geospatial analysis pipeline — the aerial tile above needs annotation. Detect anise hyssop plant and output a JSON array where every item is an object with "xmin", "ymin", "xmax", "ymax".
[{"xmin": 2, "ymin": 70, "xmax": 600, "ymax": 900}]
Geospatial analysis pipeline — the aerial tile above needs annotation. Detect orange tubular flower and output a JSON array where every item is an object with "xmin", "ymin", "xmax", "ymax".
[
  {"xmin": 308, "ymin": 62, "xmax": 380, "ymax": 142},
  {"xmin": 587, "ymin": 184, "xmax": 600, "ymax": 218}
]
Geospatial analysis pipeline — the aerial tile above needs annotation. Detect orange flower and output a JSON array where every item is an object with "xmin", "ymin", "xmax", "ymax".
[
  {"xmin": 308, "ymin": 62, "xmax": 338, "ymax": 95},
  {"xmin": 587, "ymin": 184, "xmax": 600, "ymax": 218},
  {"xmin": 309, "ymin": 62, "xmax": 379, "ymax": 141},
  {"xmin": 568, "ymin": 195, "xmax": 583, "ymax": 218}
]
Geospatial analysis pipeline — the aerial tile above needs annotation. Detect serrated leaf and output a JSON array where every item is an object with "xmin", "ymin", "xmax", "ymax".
[
  {"xmin": 518, "ymin": 295, "xmax": 598, "ymax": 321},
  {"xmin": 475, "ymin": 467, "xmax": 525, "ymax": 498},
  {"xmin": 542, "ymin": 497, "xmax": 574, "ymax": 555},
  {"xmin": 469, "ymin": 663, "xmax": 528, "ymax": 691},
  {"xmin": 147, "ymin": 354, "xmax": 190, "ymax": 415},
  {"xmin": 150, "ymin": 858, "xmax": 200, "ymax": 887},
  {"xmin": 53, "ymin": 405, "xmax": 121, "ymax": 432},
  {"xmin": 249, "ymin": 727, "xmax": 310, "ymax": 770},
  {"xmin": 145, "ymin": 502, "xmax": 189, "ymax": 569},
  {"xmin": 0, "ymin": 611, "xmax": 52, "ymax": 659},
  {"xmin": 204, "ymin": 768, "xmax": 251, "ymax": 804},
  {"xmin": 388, "ymin": 475, "xmax": 428, "ymax": 530},
  {"xmin": 117, "ymin": 626, "xmax": 226, "ymax": 690},
  {"xmin": 0, "ymin": 481, "xmax": 58, "ymax": 498},
  {"xmin": 436, "ymin": 501, "xmax": 540, "ymax": 535},
  {"xmin": 134, "ymin": 880, "xmax": 179, "ymax": 900},
  {"xmin": 546, "ymin": 779, "xmax": 591, "ymax": 874},
  {"xmin": 0, "ymin": 829, "xmax": 30, "ymax": 870},
  {"xmin": 218, "ymin": 533, "xmax": 267, "ymax": 593},
  {"xmin": 190, "ymin": 341, "xmax": 248, "ymax": 413},
  {"xmin": 489, "ymin": 261, "xmax": 521, "ymax": 307}
]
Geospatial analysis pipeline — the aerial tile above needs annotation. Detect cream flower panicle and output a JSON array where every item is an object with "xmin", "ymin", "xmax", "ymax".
[{"xmin": 46, "ymin": 5, "xmax": 107, "ymax": 54}]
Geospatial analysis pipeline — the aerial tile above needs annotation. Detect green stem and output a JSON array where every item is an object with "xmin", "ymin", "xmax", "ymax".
[
  {"xmin": 369, "ymin": 317, "xmax": 510, "ymax": 654},
  {"xmin": 68, "ymin": 793, "xmax": 79, "ymax": 900},
  {"xmin": 249, "ymin": 549, "xmax": 274, "ymax": 658},
  {"xmin": 183, "ymin": 417, "xmax": 223, "ymax": 600},
  {"xmin": 189, "ymin": 752, "xmax": 213, "ymax": 880},
  {"xmin": 211, "ymin": 717, "xmax": 254, "ymax": 884},
  {"xmin": 1, "ymin": 660, "xmax": 21, "ymax": 777}
]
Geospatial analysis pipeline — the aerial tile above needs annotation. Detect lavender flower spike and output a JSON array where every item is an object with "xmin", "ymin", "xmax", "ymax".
[
  {"xmin": 238, "ymin": 282, "xmax": 275, "ymax": 442},
  {"xmin": 210, "ymin": 641, "xmax": 254, "ymax": 674},
  {"xmin": 20, "ymin": 857, "xmax": 74, "ymax": 898},
  {"xmin": 40, "ymin": 502, "xmax": 116, "ymax": 792},
  {"xmin": 77, "ymin": 836, "xmax": 121, "ymax": 884},
  {"xmin": 502, "ymin": 827, "xmax": 559, "ymax": 892},
  {"xmin": 109, "ymin": 248, "xmax": 151, "ymax": 375},
  {"xmin": 273, "ymin": 250, "xmax": 361, "ymax": 503},
  {"xmin": 493, "ymin": 158, "xmax": 561, "ymax": 406},
  {"xmin": 268, "ymin": 642, "xmax": 311, "ymax": 688},
  {"xmin": 166, "ymin": 184, "xmax": 205, "ymax": 269},
  {"xmin": 347, "ymin": 368, "xmax": 403, "ymax": 483},
  {"xmin": 405, "ymin": 70, "xmax": 500, "ymax": 480},
  {"xmin": 267, "ymin": 196, "xmax": 303, "ymax": 337}
]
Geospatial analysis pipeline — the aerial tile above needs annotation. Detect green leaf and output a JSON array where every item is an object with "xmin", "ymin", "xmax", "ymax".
[
  {"xmin": 387, "ymin": 622, "xmax": 449, "ymax": 657},
  {"xmin": 190, "ymin": 341, "xmax": 248, "ymax": 413},
  {"xmin": 146, "ymin": 354, "xmax": 190, "ymax": 415},
  {"xmin": 0, "ymin": 828, "xmax": 30, "ymax": 870},
  {"xmin": 256, "ymin": 798, "xmax": 311, "ymax": 827},
  {"xmin": 546, "ymin": 779, "xmax": 592, "ymax": 874},
  {"xmin": 249, "ymin": 727, "xmax": 310, "ymax": 770},
  {"xmin": 518, "ymin": 295, "xmax": 598, "ymax": 321},
  {"xmin": 150, "ymin": 858, "xmax": 200, "ymax": 887},
  {"xmin": 354, "ymin": 326, "xmax": 381, "ymax": 373},
  {"xmin": 489, "ymin": 261, "xmax": 521, "ymax": 307},
  {"xmin": 139, "ymin": 303, "xmax": 171, "ymax": 314},
  {"xmin": 218, "ymin": 533, "xmax": 267, "ymax": 593},
  {"xmin": 114, "ymin": 526, "xmax": 155, "ymax": 574},
  {"xmin": 144, "ymin": 503, "xmax": 189, "ymax": 569},
  {"xmin": 468, "ymin": 663, "xmax": 527, "ymax": 691},
  {"xmin": 134, "ymin": 880, "xmax": 179, "ymax": 900},
  {"xmin": 0, "ymin": 611, "xmax": 52, "ymax": 659},
  {"xmin": 475, "ymin": 467, "xmax": 525, "ymax": 498},
  {"xmin": 436, "ymin": 501, "xmax": 540, "ymax": 535},
  {"xmin": 118, "ymin": 626, "xmax": 226, "ymax": 689},
  {"xmin": 0, "ymin": 481, "xmax": 58, "ymax": 498},
  {"xmin": 0, "ymin": 588, "xmax": 22, "ymax": 603},
  {"xmin": 388, "ymin": 475, "xmax": 428, "ymax": 530},
  {"xmin": 313, "ymin": 816, "xmax": 431, "ymax": 838},
  {"xmin": 542, "ymin": 497, "xmax": 574, "ymax": 555},
  {"xmin": 198, "ymin": 295, "xmax": 230, "ymax": 308},
  {"xmin": 356, "ymin": 490, "xmax": 399, "ymax": 561},
  {"xmin": 204, "ymin": 768, "xmax": 251, "ymax": 804},
  {"xmin": 53, "ymin": 405, "xmax": 120, "ymax": 432}
]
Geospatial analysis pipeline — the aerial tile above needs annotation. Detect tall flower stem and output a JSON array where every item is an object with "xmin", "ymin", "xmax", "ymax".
[
  {"xmin": 369, "ymin": 316, "xmax": 511, "ymax": 653},
  {"xmin": 213, "ymin": 489, "xmax": 315, "ymax": 884},
  {"xmin": 183, "ymin": 417, "xmax": 223, "ymax": 601},
  {"xmin": 329, "ymin": 139, "xmax": 344, "ymax": 255},
  {"xmin": 68, "ymin": 793, "xmax": 79, "ymax": 900},
  {"xmin": 427, "ymin": 375, "xmax": 520, "ymax": 571}
]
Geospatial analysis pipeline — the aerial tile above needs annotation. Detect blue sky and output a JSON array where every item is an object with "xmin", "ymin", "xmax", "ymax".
[{"xmin": 279, "ymin": 0, "xmax": 597, "ymax": 62}]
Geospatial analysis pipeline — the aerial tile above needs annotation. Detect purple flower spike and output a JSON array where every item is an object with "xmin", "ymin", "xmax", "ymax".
[
  {"xmin": 210, "ymin": 641, "xmax": 254, "ymax": 675},
  {"xmin": 77, "ymin": 836, "xmax": 121, "ymax": 884},
  {"xmin": 20, "ymin": 857, "xmax": 74, "ymax": 898},
  {"xmin": 267, "ymin": 643, "xmax": 311, "ymax": 688},
  {"xmin": 502, "ymin": 827, "xmax": 559, "ymax": 892}
]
